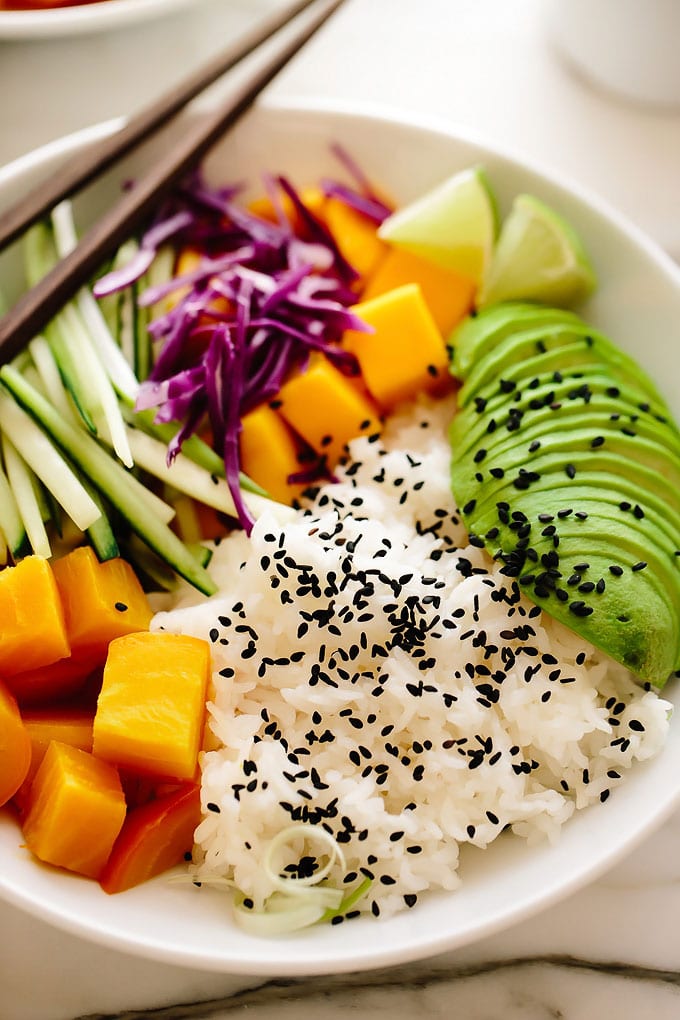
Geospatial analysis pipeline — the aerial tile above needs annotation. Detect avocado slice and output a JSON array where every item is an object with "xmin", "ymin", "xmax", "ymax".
[
  {"xmin": 453, "ymin": 400, "xmax": 680, "ymax": 471},
  {"xmin": 458, "ymin": 329, "xmax": 662, "ymax": 409},
  {"xmin": 470, "ymin": 473, "xmax": 680, "ymax": 552},
  {"xmin": 456, "ymin": 338, "xmax": 664, "ymax": 410},
  {"xmin": 449, "ymin": 301, "xmax": 680, "ymax": 686},
  {"xmin": 450, "ymin": 302, "xmax": 581, "ymax": 377},
  {"xmin": 453, "ymin": 433, "xmax": 680, "ymax": 520},
  {"xmin": 450, "ymin": 370, "xmax": 674, "ymax": 461}
]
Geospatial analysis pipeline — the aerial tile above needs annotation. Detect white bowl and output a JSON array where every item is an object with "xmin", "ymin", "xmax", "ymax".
[
  {"xmin": 0, "ymin": 0, "xmax": 198, "ymax": 39},
  {"xmin": 1, "ymin": 99, "xmax": 680, "ymax": 975}
]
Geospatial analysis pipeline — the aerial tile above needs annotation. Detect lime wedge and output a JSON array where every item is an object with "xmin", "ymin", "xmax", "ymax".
[
  {"xmin": 377, "ymin": 166, "xmax": 498, "ymax": 284},
  {"xmin": 477, "ymin": 193, "xmax": 596, "ymax": 309}
]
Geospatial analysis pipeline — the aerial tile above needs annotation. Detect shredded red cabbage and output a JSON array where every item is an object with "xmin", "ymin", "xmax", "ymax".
[{"xmin": 96, "ymin": 153, "xmax": 382, "ymax": 536}]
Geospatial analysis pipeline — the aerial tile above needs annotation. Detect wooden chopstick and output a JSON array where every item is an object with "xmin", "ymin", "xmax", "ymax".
[
  {"xmin": 0, "ymin": 0, "xmax": 323, "ymax": 254},
  {"xmin": 0, "ymin": 0, "xmax": 344, "ymax": 365}
]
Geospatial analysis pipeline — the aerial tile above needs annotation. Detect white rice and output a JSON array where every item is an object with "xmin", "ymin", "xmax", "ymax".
[{"xmin": 152, "ymin": 394, "xmax": 672, "ymax": 921}]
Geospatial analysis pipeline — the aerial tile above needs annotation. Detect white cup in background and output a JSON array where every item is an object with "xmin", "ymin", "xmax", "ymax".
[{"xmin": 544, "ymin": 0, "xmax": 680, "ymax": 109}]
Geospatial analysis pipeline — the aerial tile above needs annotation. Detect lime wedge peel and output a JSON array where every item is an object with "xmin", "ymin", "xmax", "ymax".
[
  {"xmin": 377, "ymin": 166, "xmax": 499, "ymax": 285},
  {"xmin": 477, "ymin": 193, "xmax": 597, "ymax": 309}
]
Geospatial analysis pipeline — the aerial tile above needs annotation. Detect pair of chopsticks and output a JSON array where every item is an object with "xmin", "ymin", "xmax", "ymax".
[{"xmin": 0, "ymin": 0, "xmax": 344, "ymax": 364}]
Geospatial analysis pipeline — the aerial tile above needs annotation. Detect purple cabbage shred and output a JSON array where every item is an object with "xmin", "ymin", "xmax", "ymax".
[{"xmin": 98, "ymin": 154, "xmax": 384, "ymax": 536}]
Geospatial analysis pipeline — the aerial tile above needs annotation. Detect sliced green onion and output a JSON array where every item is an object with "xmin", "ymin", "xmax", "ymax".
[
  {"xmin": 263, "ymin": 823, "xmax": 346, "ymax": 893},
  {"xmin": 232, "ymin": 890, "xmax": 337, "ymax": 936}
]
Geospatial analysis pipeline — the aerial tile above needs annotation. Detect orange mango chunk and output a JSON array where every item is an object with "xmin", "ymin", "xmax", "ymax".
[
  {"xmin": 248, "ymin": 186, "xmax": 327, "ymax": 234},
  {"xmin": 277, "ymin": 356, "xmax": 381, "ymax": 465},
  {"xmin": 239, "ymin": 403, "xmax": 306, "ymax": 505},
  {"xmin": 13, "ymin": 707, "xmax": 94, "ymax": 813},
  {"xmin": 0, "ymin": 679, "xmax": 31, "ymax": 807},
  {"xmin": 323, "ymin": 197, "xmax": 387, "ymax": 284},
  {"xmin": 0, "ymin": 556, "xmax": 69, "ymax": 676},
  {"xmin": 51, "ymin": 546, "xmax": 152, "ymax": 657},
  {"xmin": 345, "ymin": 283, "xmax": 449, "ymax": 409},
  {"xmin": 22, "ymin": 741, "xmax": 126, "ymax": 880},
  {"xmin": 4, "ymin": 648, "xmax": 102, "ymax": 708},
  {"xmin": 361, "ymin": 246, "xmax": 475, "ymax": 336},
  {"xmin": 93, "ymin": 632, "xmax": 210, "ymax": 781}
]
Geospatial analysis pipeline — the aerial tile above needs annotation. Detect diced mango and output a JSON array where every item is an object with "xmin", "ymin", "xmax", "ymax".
[
  {"xmin": 93, "ymin": 632, "xmax": 210, "ymax": 781},
  {"xmin": 344, "ymin": 283, "xmax": 449, "ymax": 409},
  {"xmin": 166, "ymin": 248, "xmax": 233, "ymax": 332},
  {"xmin": 361, "ymin": 246, "xmax": 475, "ymax": 336},
  {"xmin": 13, "ymin": 708, "xmax": 94, "ymax": 812},
  {"xmin": 165, "ymin": 248, "xmax": 202, "ymax": 312},
  {"xmin": 239, "ymin": 404, "xmax": 306, "ymax": 505},
  {"xmin": 4, "ymin": 649, "xmax": 102, "ymax": 707},
  {"xmin": 248, "ymin": 186, "xmax": 327, "ymax": 234},
  {"xmin": 0, "ymin": 556, "xmax": 69, "ymax": 676},
  {"xmin": 323, "ymin": 197, "xmax": 387, "ymax": 284},
  {"xmin": 0, "ymin": 678, "xmax": 31, "ymax": 808},
  {"xmin": 22, "ymin": 707, "xmax": 94, "ymax": 781},
  {"xmin": 22, "ymin": 741, "xmax": 126, "ymax": 880},
  {"xmin": 51, "ymin": 546, "xmax": 153, "ymax": 657},
  {"xmin": 277, "ymin": 356, "xmax": 382, "ymax": 465}
]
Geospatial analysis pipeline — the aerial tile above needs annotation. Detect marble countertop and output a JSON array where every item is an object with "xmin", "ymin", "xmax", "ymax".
[{"xmin": 1, "ymin": 1, "xmax": 680, "ymax": 1017}]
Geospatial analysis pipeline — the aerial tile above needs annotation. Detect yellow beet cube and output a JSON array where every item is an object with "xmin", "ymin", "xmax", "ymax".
[
  {"xmin": 345, "ymin": 283, "xmax": 450, "ymax": 409},
  {"xmin": 277, "ymin": 356, "xmax": 381, "ymax": 465},
  {"xmin": 361, "ymin": 246, "xmax": 474, "ymax": 336},
  {"xmin": 239, "ymin": 403, "xmax": 306, "ymax": 505},
  {"xmin": 93, "ymin": 632, "xmax": 210, "ymax": 781},
  {"xmin": 22, "ymin": 741, "xmax": 126, "ymax": 880},
  {"xmin": 324, "ymin": 197, "xmax": 387, "ymax": 284}
]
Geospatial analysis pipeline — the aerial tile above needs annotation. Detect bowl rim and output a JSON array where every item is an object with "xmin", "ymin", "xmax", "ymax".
[{"xmin": 1, "ymin": 95, "xmax": 680, "ymax": 975}]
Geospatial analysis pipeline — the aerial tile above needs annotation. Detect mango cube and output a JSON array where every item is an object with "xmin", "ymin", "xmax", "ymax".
[
  {"xmin": 277, "ymin": 356, "xmax": 381, "ymax": 465},
  {"xmin": 0, "ymin": 556, "xmax": 69, "ymax": 676},
  {"xmin": 93, "ymin": 632, "xmax": 210, "ymax": 781},
  {"xmin": 324, "ymin": 197, "xmax": 387, "ymax": 284},
  {"xmin": 345, "ymin": 283, "xmax": 449, "ymax": 409},
  {"xmin": 248, "ymin": 186, "xmax": 327, "ymax": 233},
  {"xmin": 361, "ymin": 246, "xmax": 474, "ymax": 336},
  {"xmin": 51, "ymin": 546, "xmax": 152, "ymax": 656},
  {"xmin": 239, "ymin": 403, "xmax": 306, "ymax": 505},
  {"xmin": 22, "ymin": 741, "xmax": 126, "ymax": 879}
]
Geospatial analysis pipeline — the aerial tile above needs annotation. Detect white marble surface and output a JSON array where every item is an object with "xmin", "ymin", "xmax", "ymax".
[{"xmin": 2, "ymin": 1, "xmax": 680, "ymax": 1017}]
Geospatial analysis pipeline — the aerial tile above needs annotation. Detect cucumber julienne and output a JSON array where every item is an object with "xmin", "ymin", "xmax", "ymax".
[{"xmin": 0, "ymin": 366, "xmax": 217, "ymax": 596}]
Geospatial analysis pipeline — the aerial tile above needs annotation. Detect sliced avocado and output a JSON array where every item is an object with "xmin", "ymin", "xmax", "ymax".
[
  {"xmin": 449, "ymin": 301, "xmax": 680, "ymax": 685},
  {"xmin": 458, "ymin": 329, "xmax": 662, "ymax": 408},
  {"xmin": 511, "ymin": 540, "xmax": 676, "ymax": 681},
  {"xmin": 470, "ymin": 474, "xmax": 680, "ymax": 552},
  {"xmin": 460, "ymin": 412, "xmax": 680, "ymax": 485},
  {"xmin": 450, "ymin": 371, "xmax": 674, "ymax": 461},
  {"xmin": 461, "ymin": 500, "xmax": 680, "ymax": 682},
  {"xmin": 453, "ymin": 400, "xmax": 680, "ymax": 471},
  {"xmin": 453, "ymin": 435, "xmax": 680, "ymax": 520},
  {"xmin": 456, "ymin": 336, "xmax": 663, "ymax": 407},
  {"xmin": 450, "ymin": 302, "xmax": 581, "ymax": 377},
  {"xmin": 471, "ymin": 491, "xmax": 680, "ymax": 572}
]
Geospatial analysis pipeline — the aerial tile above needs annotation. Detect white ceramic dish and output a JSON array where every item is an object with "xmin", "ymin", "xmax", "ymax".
[
  {"xmin": 1, "ymin": 99, "xmax": 680, "ymax": 975},
  {"xmin": 0, "ymin": 0, "xmax": 197, "ymax": 39}
]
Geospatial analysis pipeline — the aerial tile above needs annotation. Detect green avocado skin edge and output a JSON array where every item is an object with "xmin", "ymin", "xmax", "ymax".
[{"xmin": 448, "ymin": 303, "xmax": 680, "ymax": 688}]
